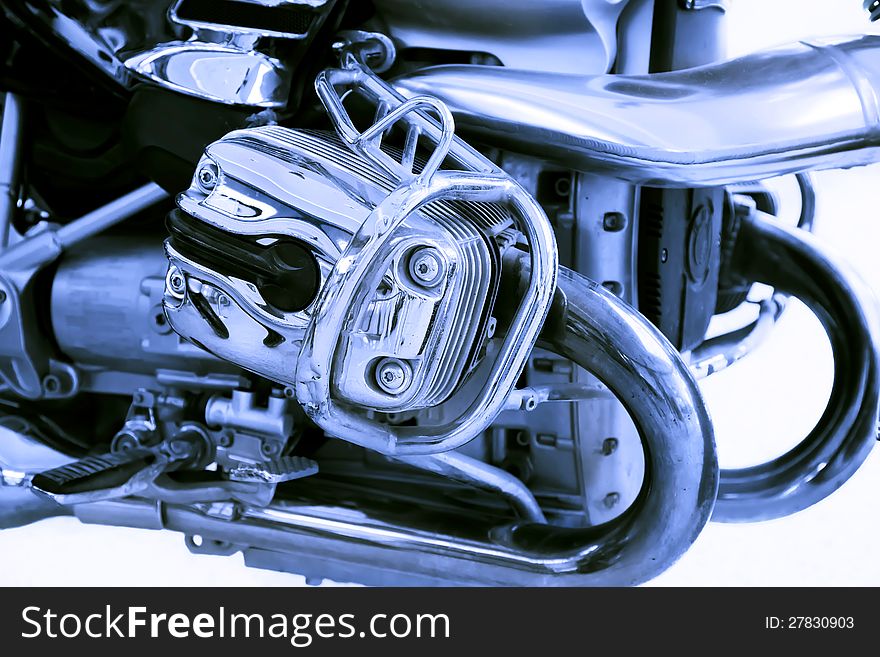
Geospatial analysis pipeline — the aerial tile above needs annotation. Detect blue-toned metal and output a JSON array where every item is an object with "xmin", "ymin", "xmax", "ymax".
[
  {"xmin": 394, "ymin": 35, "xmax": 880, "ymax": 186},
  {"xmin": 714, "ymin": 209, "xmax": 880, "ymax": 522},
  {"xmin": 71, "ymin": 255, "xmax": 718, "ymax": 586}
]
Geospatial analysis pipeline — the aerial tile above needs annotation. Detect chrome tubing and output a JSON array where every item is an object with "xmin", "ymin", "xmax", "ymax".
[
  {"xmin": 714, "ymin": 210, "xmax": 880, "ymax": 522},
  {"xmin": 76, "ymin": 258, "xmax": 716, "ymax": 586},
  {"xmin": 394, "ymin": 35, "xmax": 880, "ymax": 187}
]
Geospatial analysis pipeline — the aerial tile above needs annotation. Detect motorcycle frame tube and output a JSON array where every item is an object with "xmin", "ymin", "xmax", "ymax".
[
  {"xmin": 714, "ymin": 210, "xmax": 880, "ymax": 521},
  {"xmin": 76, "ymin": 258, "xmax": 717, "ymax": 585}
]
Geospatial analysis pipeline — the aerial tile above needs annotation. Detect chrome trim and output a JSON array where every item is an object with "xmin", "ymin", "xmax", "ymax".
[
  {"xmin": 394, "ymin": 35, "xmax": 880, "ymax": 186},
  {"xmin": 124, "ymin": 41, "xmax": 292, "ymax": 108}
]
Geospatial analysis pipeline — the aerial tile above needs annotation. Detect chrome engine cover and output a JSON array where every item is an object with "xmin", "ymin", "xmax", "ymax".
[{"xmin": 164, "ymin": 127, "xmax": 514, "ymax": 413}]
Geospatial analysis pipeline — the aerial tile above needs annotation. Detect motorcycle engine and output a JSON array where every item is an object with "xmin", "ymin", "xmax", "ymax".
[{"xmin": 163, "ymin": 126, "xmax": 515, "ymax": 417}]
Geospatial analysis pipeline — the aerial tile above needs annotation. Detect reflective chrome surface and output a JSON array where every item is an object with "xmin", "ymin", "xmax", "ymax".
[
  {"xmin": 124, "ymin": 41, "xmax": 293, "ymax": 108},
  {"xmin": 296, "ymin": 59, "xmax": 557, "ymax": 455},
  {"xmin": 2, "ymin": 0, "xmax": 336, "ymax": 108},
  {"xmin": 396, "ymin": 451, "xmax": 547, "ymax": 524},
  {"xmin": 74, "ymin": 255, "xmax": 717, "ymax": 585},
  {"xmin": 128, "ymin": 0, "xmax": 337, "ymax": 106},
  {"xmin": 164, "ymin": 126, "xmax": 510, "ymax": 414},
  {"xmin": 395, "ymin": 35, "xmax": 880, "ymax": 186},
  {"xmin": 714, "ymin": 208, "xmax": 880, "ymax": 522},
  {"xmin": 167, "ymin": 58, "xmax": 559, "ymax": 456},
  {"xmin": 1, "ymin": 0, "xmax": 174, "ymax": 87}
]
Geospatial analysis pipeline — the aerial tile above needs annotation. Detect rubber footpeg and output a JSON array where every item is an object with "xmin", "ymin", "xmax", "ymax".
[{"xmin": 31, "ymin": 449, "xmax": 157, "ymax": 502}]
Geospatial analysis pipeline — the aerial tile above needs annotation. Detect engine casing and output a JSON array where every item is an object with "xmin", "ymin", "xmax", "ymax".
[{"xmin": 164, "ymin": 127, "xmax": 514, "ymax": 412}]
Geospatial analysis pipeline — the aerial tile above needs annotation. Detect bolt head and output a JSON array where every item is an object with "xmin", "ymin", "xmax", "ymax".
[
  {"xmin": 196, "ymin": 163, "xmax": 219, "ymax": 192},
  {"xmin": 374, "ymin": 357, "xmax": 412, "ymax": 394},
  {"xmin": 407, "ymin": 248, "xmax": 445, "ymax": 287},
  {"xmin": 167, "ymin": 267, "xmax": 186, "ymax": 295}
]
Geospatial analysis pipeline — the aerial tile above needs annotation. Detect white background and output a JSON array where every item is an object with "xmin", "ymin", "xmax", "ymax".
[{"xmin": 2, "ymin": 0, "xmax": 880, "ymax": 586}]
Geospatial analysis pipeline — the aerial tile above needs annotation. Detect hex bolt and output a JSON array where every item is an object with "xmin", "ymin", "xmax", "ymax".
[
  {"xmin": 196, "ymin": 163, "xmax": 219, "ymax": 192},
  {"xmin": 167, "ymin": 267, "xmax": 186, "ymax": 294},
  {"xmin": 407, "ymin": 247, "xmax": 445, "ymax": 288},
  {"xmin": 375, "ymin": 357, "xmax": 412, "ymax": 394}
]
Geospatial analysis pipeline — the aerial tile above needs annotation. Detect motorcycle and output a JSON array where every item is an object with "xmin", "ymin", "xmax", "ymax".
[{"xmin": 0, "ymin": 0, "xmax": 878, "ymax": 586}]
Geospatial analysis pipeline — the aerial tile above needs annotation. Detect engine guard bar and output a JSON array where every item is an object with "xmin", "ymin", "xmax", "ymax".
[{"xmin": 297, "ymin": 59, "xmax": 558, "ymax": 456}]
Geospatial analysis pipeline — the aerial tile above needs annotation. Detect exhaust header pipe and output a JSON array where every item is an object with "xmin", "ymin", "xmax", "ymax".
[{"xmin": 394, "ymin": 35, "xmax": 880, "ymax": 186}]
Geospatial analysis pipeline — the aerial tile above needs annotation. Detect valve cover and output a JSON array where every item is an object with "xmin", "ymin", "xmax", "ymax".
[{"xmin": 164, "ymin": 126, "xmax": 514, "ymax": 412}]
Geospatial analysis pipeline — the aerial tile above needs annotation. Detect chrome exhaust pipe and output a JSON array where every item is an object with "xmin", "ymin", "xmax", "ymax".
[
  {"xmin": 73, "ymin": 256, "xmax": 717, "ymax": 586},
  {"xmin": 394, "ymin": 35, "xmax": 880, "ymax": 186},
  {"xmin": 714, "ymin": 207, "xmax": 880, "ymax": 521}
]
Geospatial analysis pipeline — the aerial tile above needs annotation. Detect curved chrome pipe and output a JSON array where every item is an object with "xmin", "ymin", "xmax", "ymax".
[
  {"xmin": 714, "ymin": 210, "xmax": 880, "ymax": 522},
  {"xmin": 74, "ymin": 257, "xmax": 716, "ymax": 586},
  {"xmin": 394, "ymin": 35, "xmax": 880, "ymax": 186},
  {"xmin": 498, "ymin": 254, "xmax": 718, "ymax": 584}
]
